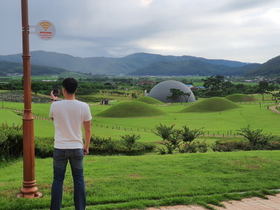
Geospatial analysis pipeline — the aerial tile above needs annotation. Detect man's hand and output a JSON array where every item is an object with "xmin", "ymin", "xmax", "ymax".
[
  {"xmin": 84, "ymin": 147, "xmax": 89, "ymax": 155},
  {"xmin": 50, "ymin": 90, "xmax": 58, "ymax": 101}
]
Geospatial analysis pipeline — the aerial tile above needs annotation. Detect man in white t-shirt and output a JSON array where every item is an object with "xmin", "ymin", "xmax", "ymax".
[{"xmin": 49, "ymin": 78, "xmax": 92, "ymax": 210}]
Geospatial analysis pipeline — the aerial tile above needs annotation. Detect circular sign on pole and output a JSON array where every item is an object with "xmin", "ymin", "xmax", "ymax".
[{"xmin": 35, "ymin": 20, "xmax": 56, "ymax": 41}]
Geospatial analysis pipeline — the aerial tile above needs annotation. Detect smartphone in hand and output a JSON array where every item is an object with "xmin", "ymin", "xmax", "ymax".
[{"xmin": 52, "ymin": 85, "xmax": 59, "ymax": 96}]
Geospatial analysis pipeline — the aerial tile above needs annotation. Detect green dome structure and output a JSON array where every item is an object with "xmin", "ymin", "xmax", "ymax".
[
  {"xmin": 225, "ymin": 94, "xmax": 256, "ymax": 102},
  {"xmin": 95, "ymin": 101, "xmax": 166, "ymax": 118},
  {"xmin": 180, "ymin": 97, "xmax": 241, "ymax": 113},
  {"xmin": 134, "ymin": 96, "xmax": 164, "ymax": 105}
]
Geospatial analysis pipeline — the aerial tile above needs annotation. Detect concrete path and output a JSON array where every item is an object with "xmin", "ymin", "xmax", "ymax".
[
  {"xmin": 269, "ymin": 105, "xmax": 280, "ymax": 114},
  {"xmin": 139, "ymin": 194, "xmax": 280, "ymax": 210}
]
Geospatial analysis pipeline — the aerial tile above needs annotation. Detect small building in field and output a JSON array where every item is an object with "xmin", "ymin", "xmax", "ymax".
[{"xmin": 101, "ymin": 99, "xmax": 109, "ymax": 105}]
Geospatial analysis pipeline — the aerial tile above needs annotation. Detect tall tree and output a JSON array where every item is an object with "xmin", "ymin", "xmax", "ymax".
[
  {"xmin": 167, "ymin": 88, "xmax": 190, "ymax": 102},
  {"xmin": 202, "ymin": 75, "xmax": 225, "ymax": 97},
  {"xmin": 256, "ymin": 81, "xmax": 269, "ymax": 101}
]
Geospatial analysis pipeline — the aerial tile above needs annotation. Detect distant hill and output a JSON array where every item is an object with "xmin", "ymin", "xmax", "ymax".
[
  {"xmin": 0, "ymin": 60, "xmax": 22, "ymax": 76},
  {"xmin": 0, "ymin": 60, "xmax": 67, "ymax": 76},
  {"xmin": 225, "ymin": 63, "xmax": 261, "ymax": 76},
  {"xmin": 244, "ymin": 55, "xmax": 280, "ymax": 77},
  {"xmin": 127, "ymin": 60, "xmax": 258, "ymax": 76},
  {"xmin": 0, "ymin": 51, "xmax": 256, "ymax": 76},
  {"xmin": 128, "ymin": 60, "xmax": 228, "ymax": 76},
  {"xmin": 124, "ymin": 53, "xmax": 247, "ymax": 68}
]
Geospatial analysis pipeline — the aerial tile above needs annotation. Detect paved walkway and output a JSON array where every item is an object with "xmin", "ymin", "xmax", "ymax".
[
  {"xmin": 141, "ymin": 194, "xmax": 280, "ymax": 210},
  {"xmin": 269, "ymin": 105, "xmax": 280, "ymax": 114}
]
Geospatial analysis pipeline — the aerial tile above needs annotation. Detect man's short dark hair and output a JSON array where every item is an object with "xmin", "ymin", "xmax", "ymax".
[{"xmin": 62, "ymin": 78, "xmax": 78, "ymax": 94}]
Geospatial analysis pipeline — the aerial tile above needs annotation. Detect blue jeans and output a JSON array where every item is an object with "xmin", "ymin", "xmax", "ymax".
[{"xmin": 50, "ymin": 149, "xmax": 86, "ymax": 210}]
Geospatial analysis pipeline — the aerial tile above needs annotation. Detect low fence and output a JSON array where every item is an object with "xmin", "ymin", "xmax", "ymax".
[
  {"xmin": 92, "ymin": 123, "xmax": 247, "ymax": 137},
  {"xmin": 1, "ymin": 107, "xmax": 52, "ymax": 121},
  {"xmin": 2, "ymin": 103, "xmax": 278, "ymax": 137}
]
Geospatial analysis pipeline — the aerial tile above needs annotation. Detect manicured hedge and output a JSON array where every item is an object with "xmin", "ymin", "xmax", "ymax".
[
  {"xmin": 211, "ymin": 138, "xmax": 280, "ymax": 152},
  {"xmin": 0, "ymin": 124, "xmax": 23, "ymax": 160}
]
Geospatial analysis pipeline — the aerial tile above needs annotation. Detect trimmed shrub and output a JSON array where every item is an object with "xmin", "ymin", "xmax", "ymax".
[
  {"xmin": 211, "ymin": 139, "xmax": 252, "ymax": 152},
  {"xmin": 35, "ymin": 137, "xmax": 54, "ymax": 158},
  {"xmin": 90, "ymin": 135, "xmax": 116, "ymax": 154},
  {"xmin": 33, "ymin": 134, "xmax": 156, "ymax": 158},
  {"xmin": 89, "ymin": 135, "xmax": 156, "ymax": 156},
  {"xmin": 267, "ymin": 140, "xmax": 280, "ymax": 150},
  {"xmin": 211, "ymin": 137, "xmax": 280, "ymax": 152},
  {"xmin": 0, "ymin": 123, "xmax": 23, "ymax": 160},
  {"xmin": 179, "ymin": 141, "xmax": 208, "ymax": 153}
]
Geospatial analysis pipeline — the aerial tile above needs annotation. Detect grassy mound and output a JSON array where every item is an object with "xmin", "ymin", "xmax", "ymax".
[
  {"xmin": 134, "ymin": 96, "xmax": 164, "ymax": 105},
  {"xmin": 225, "ymin": 94, "xmax": 257, "ymax": 102},
  {"xmin": 95, "ymin": 101, "xmax": 166, "ymax": 118},
  {"xmin": 180, "ymin": 97, "xmax": 241, "ymax": 112}
]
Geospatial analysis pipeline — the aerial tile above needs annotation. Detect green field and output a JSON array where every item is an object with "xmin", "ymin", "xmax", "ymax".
[
  {"xmin": 1, "ymin": 151, "xmax": 280, "ymax": 210},
  {"xmin": 1, "ymin": 99, "xmax": 279, "ymax": 142},
  {"xmin": 1, "ymin": 94, "xmax": 280, "ymax": 209}
]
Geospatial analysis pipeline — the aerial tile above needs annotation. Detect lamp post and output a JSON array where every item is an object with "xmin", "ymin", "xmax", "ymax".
[{"xmin": 17, "ymin": 0, "xmax": 42, "ymax": 198}]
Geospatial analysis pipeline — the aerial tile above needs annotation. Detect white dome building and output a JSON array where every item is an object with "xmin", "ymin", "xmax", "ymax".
[{"xmin": 148, "ymin": 80, "xmax": 196, "ymax": 103}]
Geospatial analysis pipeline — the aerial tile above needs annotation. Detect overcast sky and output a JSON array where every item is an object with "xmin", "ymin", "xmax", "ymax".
[{"xmin": 1, "ymin": 0, "xmax": 280, "ymax": 63}]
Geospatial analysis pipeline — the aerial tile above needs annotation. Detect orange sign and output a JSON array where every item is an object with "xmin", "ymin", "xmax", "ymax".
[{"xmin": 35, "ymin": 20, "xmax": 56, "ymax": 41}]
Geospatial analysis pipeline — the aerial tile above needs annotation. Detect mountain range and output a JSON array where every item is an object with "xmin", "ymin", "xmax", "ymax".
[{"xmin": 0, "ymin": 51, "xmax": 280, "ymax": 77}]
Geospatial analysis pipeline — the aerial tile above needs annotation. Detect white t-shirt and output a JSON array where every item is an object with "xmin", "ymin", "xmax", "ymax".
[{"xmin": 49, "ymin": 100, "xmax": 92, "ymax": 149}]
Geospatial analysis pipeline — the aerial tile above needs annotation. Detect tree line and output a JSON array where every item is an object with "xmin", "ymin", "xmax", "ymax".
[
  {"xmin": 1, "ymin": 75, "xmax": 279, "ymax": 101},
  {"xmin": 194, "ymin": 75, "xmax": 279, "ymax": 99},
  {"xmin": 0, "ymin": 80, "xmax": 115, "ymax": 95}
]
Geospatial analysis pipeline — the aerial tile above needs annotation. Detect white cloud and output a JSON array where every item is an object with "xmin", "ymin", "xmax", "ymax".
[
  {"xmin": 263, "ymin": 8, "xmax": 280, "ymax": 25},
  {"xmin": 1, "ymin": 0, "xmax": 280, "ymax": 63},
  {"xmin": 139, "ymin": 0, "xmax": 153, "ymax": 7}
]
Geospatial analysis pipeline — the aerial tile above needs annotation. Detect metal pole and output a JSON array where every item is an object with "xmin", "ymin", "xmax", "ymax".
[{"xmin": 17, "ymin": 0, "xmax": 42, "ymax": 198}]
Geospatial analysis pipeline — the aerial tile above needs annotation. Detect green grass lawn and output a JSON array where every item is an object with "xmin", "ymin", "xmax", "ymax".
[
  {"xmin": 92, "ymin": 102, "xmax": 280, "ymax": 141},
  {"xmin": 1, "ymin": 95, "xmax": 280, "ymax": 209},
  {"xmin": 0, "ymin": 108, "xmax": 22, "ymax": 125},
  {"xmin": 1, "ymin": 151, "xmax": 280, "ymax": 210},
  {"xmin": 1, "ymin": 100, "xmax": 280, "ymax": 141}
]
